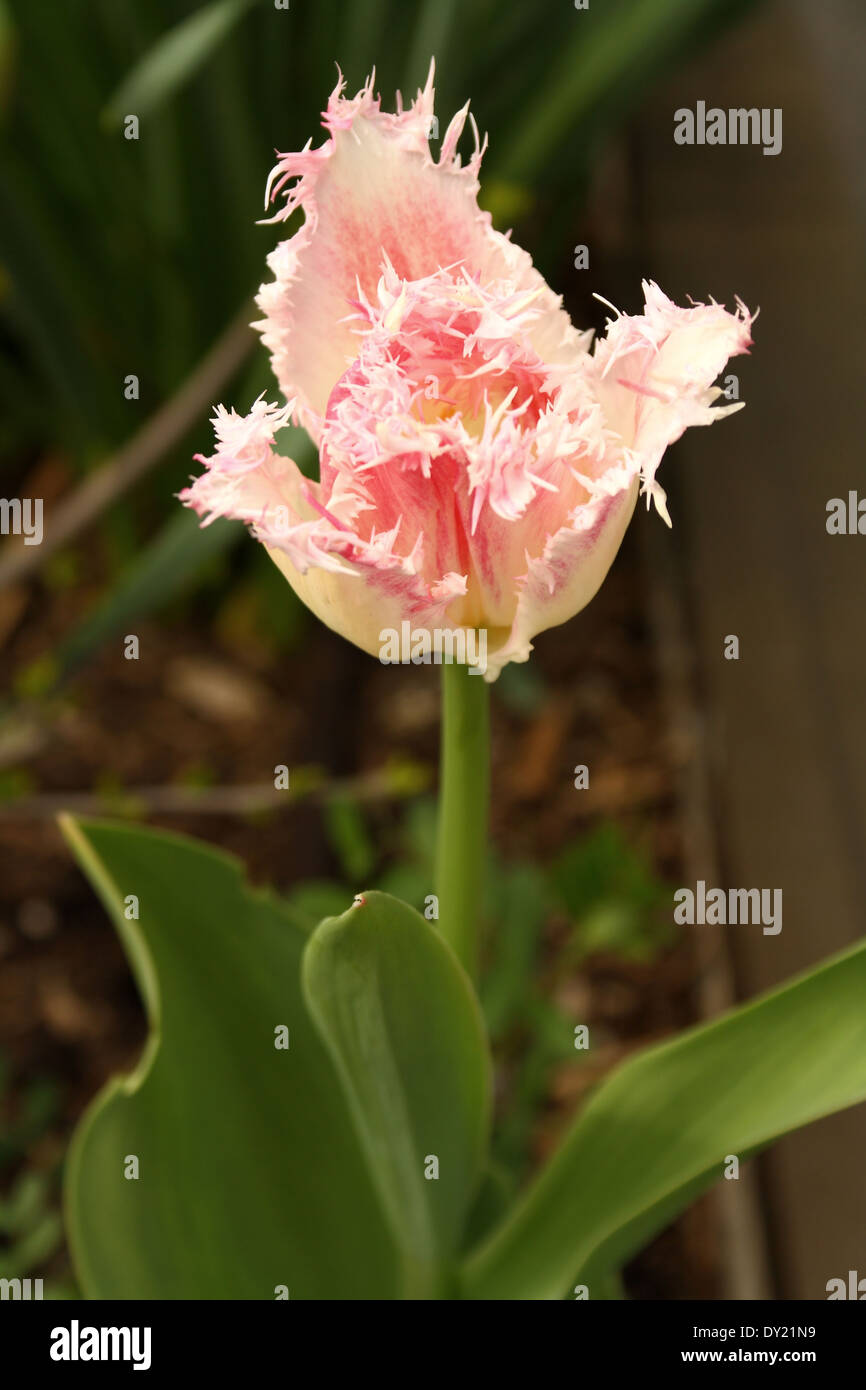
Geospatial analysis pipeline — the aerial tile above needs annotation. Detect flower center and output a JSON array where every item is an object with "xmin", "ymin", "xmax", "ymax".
[{"xmin": 316, "ymin": 267, "xmax": 591, "ymax": 625}]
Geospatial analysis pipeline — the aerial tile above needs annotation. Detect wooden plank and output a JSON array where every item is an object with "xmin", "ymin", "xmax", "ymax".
[{"xmin": 637, "ymin": 0, "xmax": 866, "ymax": 1298}]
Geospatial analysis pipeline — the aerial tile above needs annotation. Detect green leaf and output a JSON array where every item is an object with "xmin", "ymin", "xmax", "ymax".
[
  {"xmin": 60, "ymin": 817, "xmax": 400, "ymax": 1300},
  {"xmin": 103, "ymin": 0, "xmax": 253, "ymax": 126},
  {"xmin": 303, "ymin": 891, "xmax": 492, "ymax": 1294},
  {"xmin": 461, "ymin": 939, "xmax": 866, "ymax": 1300}
]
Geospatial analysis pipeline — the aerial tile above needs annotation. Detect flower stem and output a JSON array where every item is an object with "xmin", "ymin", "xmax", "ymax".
[{"xmin": 435, "ymin": 662, "xmax": 490, "ymax": 980}]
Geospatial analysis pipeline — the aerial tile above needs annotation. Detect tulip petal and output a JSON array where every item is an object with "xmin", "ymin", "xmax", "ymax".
[
  {"xmin": 255, "ymin": 66, "xmax": 583, "ymax": 441},
  {"xmin": 483, "ymin": 485, "xmax": 639, "ymax": 681},
  {"xmin": 267, "ymin": 543, "xmax": 473, "ymax": 665},
  {"xmin": 181, "ymin": 393, "xmax": 482, "ymax": 663},
  {"xmin": 483, "ymin": 285, "xmax": 752, "ymax": 677},
  {"xmin": 586, "ymin": 280, "xmax": 753, "ymax": 519}
]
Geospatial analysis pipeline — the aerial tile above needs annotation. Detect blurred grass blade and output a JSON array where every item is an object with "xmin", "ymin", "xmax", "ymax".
[
  {"xmin": 462, "ymin": 939, "xmax": 866, "ymax": 1299},
  {"xmin": 322, "ymin": 795, "xmax": 376, "ymax": 883},
  {"xmin": 303, "ymin": 891, "xmax": 492, "ymax": 1294},
  {"xmin": 405, "ymin": 0, "xmax": 458, "ymax": 91},
  {"xmin": 493, "ymin": 0, "xmax": 760, "ymax": 182},
  {"xmin": 103, "ymin": 0, "xmax": 253, "ymax": 126},
  {"xmin": 57, "ymin": 509, "xmax": 240, "ymax": 683},
  {"xmin": 337, "ymin": 0, "xmax": 388, "ymax": 84},
  {"xmin": 480, "ymin": 862, "xmax": 548, "ymax": 1038},
  {"xmin": 0, "ymin": 0, "xmax": 15, "ymax": 118}
]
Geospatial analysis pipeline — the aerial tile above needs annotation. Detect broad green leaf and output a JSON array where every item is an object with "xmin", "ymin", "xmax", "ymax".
[
  {"xmin": 303, "ymin": 892, "xmax": 492, "ymax": 1294},
  {"xmin": 103, "ymin": 0, "xmax": 253, "ymax": 125},
  {"xmin": 461, "ymin": 939, "xmax": 866, "ymax": 1300},
  {"xmin": 61, "ymin": 817, "xmax": 400, "ymax": 1300}
]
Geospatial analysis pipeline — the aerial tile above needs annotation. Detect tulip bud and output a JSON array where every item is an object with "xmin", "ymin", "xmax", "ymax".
[{"xmin": 182, "ymin": 66, "xmax": 752, "ymax": 680}]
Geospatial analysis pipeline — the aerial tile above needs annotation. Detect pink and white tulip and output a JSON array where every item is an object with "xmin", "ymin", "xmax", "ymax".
[{"xmin": 182, "ymin": 67, "xmax": 752, "ymax": 680}]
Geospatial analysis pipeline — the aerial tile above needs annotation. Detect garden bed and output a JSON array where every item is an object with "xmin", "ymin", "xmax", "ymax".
[{"xmin": 0, "ymin": 521, "xmax": 726, "ymax": 1298}]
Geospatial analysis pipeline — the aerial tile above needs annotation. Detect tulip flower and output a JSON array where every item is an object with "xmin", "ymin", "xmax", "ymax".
[
  {"xmin": 181, "ymin": 65, "xmax": 754, "ymax": 977},
  {"xmin": 181, "ymin": 66, "xmax": 752, "ymax": 684}
]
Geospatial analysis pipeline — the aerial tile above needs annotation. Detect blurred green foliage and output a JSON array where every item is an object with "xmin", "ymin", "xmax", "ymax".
[
  {"xmin": 0, "ymin": 0, "xmax": 763, "ymax": 711},
  {"xmin": 0, "ymin": 1053, "xmax": 74, "ymax": 1295},
  {"xmin": 0, "ymin": 0, "xmax": 758, "ymax": 588},
  {"xmin": 548, "ymin": 822, "xmax": 673, "ymax": 965}
]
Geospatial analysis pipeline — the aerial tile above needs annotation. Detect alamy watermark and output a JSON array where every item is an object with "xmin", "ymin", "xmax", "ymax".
[
  {"xmin": 674, "ymin": 880, "xmax": 782, "ymax": 935},
  {"xmin": 379, "ymin": 623, "xmax": 487, "ymax": 675},
  {"xmin": 826, "ymin": 492, "xmax": 866, "ymax": 534},
  {"xmin": 826, "ymin": 1270, "xmax": 866, "ymax": 1299},
  {"xmin": 0, "ymin": 1277, "xmax": 43, "ymax": 1300},
  {"xmin": 674, "ymin": 102, "xmax": 782, "ymax": 157},
  {"xmin": 50, "ymin": 1321, "xmax": 151, "ymax": 1371},
  {"xmin": 0, "ymin": 497, "xmax": 43, "ymax": 545}
]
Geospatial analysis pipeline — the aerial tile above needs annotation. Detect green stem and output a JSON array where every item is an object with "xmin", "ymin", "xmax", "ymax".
[{"xmin": 435, "ymin": 662, "xmax": 490, "ymax": 980}]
